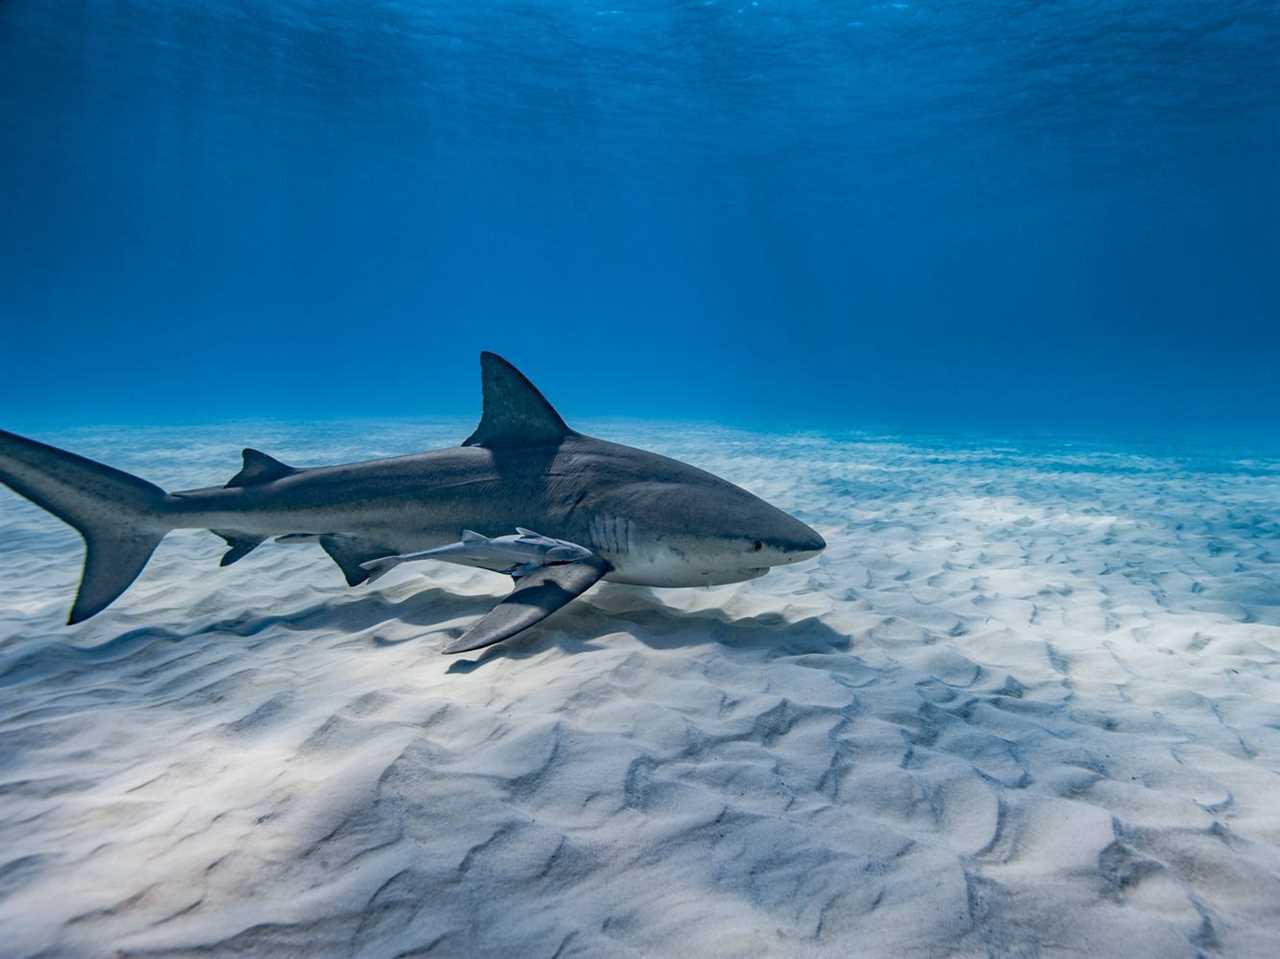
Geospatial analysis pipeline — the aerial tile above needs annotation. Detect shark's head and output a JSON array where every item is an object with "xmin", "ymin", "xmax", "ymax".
[
  {"xmin": 464, "ymin": 352, "xmax": 827, "ymax": 589},
  {"xmin": 586, "ymin": 446, "xmax": 827, "ymax": 587},
  {"xmin": 659, "ymin": 478, "xmax": 826, "ymax": 585}
]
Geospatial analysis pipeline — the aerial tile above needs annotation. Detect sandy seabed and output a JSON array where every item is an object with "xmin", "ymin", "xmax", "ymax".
[{"xmin": 1, "ymin": 420, "xmax": 1278, "ymax": 959}]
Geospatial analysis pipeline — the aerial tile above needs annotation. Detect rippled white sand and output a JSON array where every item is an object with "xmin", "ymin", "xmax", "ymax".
[{"xmin": 2, "ymin": 422, "xmax": 1279, "ymax": 958}]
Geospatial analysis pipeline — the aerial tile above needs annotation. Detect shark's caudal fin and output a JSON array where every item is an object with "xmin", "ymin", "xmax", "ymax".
[
  {"xmin": 462, "ymin": 352, "xmax": 574, "ymax": 448},
  {"xmin": 0, "ymin": 429, "xmax": 172, "ymax": 623}
]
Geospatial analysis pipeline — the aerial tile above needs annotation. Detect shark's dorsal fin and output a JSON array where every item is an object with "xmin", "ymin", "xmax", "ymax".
[
  {"xmin": 461, "ymin": 529, "xmax": 487, "ymax": 543},
  {"xmin": 226, "ymin": 449, "xmax": 298, "ymax": 488},
  {"xmin": 462, "ymin": 352, "xmax": 572, "ymax": 449}
]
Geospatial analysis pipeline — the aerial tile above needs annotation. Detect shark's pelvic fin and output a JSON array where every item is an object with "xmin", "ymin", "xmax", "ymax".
[
  {"xmin": 462, "ymin": 352, "xmax": 573, "ymax": 449},
  {"xmin": 443, "ymin": 554, "xmax": 610, "ymax": 654},
  {"xmin": 225, "ymin": 449, "xmax": 297, "ymax": 488},
  {"xmin": 319, "ymin": 534, "xmax": 391, "ymax": 587}
]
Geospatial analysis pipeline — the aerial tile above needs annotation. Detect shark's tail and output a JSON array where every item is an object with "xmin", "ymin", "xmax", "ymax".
[{"xmin": 0, "ymin": 429, "xmax": 172, "ymax": 623}]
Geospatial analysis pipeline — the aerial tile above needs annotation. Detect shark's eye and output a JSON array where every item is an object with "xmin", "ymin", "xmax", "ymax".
[{"xmin": 752, "ymin": 540, "xmax": 763, "ymax": 552}]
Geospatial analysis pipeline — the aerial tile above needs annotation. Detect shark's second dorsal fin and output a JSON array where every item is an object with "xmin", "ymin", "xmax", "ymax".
[
  {"xmin": 225, "ymin": 449, "xmax": 298, "ymax": 488},
  {"xmin": 462, "ymin": 352, "xmax": 572, "ymax": 449},
  {"xmin": 461, "ymin": 529, "xmax": 487, "ymax": 543}
]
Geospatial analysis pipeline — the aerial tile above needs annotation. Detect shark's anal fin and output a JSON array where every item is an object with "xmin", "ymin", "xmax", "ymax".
[
  {"xmin": 443, "ymin": 555, "xmax": 610, "ymax": 654},
  {"xmin": 212, "ymin": 529, "xmax": 265, "ymax": 566},
  {"xmin": 225, "ymin": 449, "xmax": 298, "ymax": 488},
  {"xmin": 462, "ymin": 352, "xmax": 573, "ymax": 449}
]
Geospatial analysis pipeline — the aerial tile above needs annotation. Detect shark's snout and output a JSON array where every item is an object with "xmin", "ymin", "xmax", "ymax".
[
  {"xmin": 794, "ymin": 526, "xmax": 827, "ymax": 557},
  {"xmin": 777, "ymin": 523, "xmax": 825, "ymax": 563},
  {"xmin": 755, "ymin": 514, "xmax": 826, "ymax": 568}
]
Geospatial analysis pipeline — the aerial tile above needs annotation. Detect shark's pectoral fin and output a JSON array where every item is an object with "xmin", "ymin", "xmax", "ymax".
[
  {"xmin": 319, "ymin": 534, "xmax": 393, "ymax": 587},
  {"xmin": 213, "ymin": 529, "xmax": 266, "ymax": 566},
  {"xmin": 443, "ymin": 555, "xmax": 610, "ymax": 654}
]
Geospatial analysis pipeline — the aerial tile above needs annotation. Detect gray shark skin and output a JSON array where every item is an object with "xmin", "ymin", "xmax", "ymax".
[{"xmin": 0, "ymin": 353, "xmax": 826, "ymax": 652}]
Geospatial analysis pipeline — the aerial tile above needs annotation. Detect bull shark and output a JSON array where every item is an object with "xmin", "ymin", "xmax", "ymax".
[{"xmin": 0, "ymin": 353, "xmax": 826, "ymax": 653}]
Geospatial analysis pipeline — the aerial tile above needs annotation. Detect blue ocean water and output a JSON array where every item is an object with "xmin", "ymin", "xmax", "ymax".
[
  {"xmin": 1, "ymin": 1, "xmax": 1277, "ymax": 442},
  {"xmin": 5, "ymin": 10, "xmax": 1280, "ymax": 950}
]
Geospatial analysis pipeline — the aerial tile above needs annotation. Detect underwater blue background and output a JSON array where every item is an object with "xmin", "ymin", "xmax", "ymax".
[{"xmin": 1, "ymin": 1, "xmax": 1276, "ymax": 440}]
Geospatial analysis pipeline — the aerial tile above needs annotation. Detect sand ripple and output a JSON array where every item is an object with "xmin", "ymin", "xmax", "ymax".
[{"xmin": 1, "ymin": 422, "xmax": 1278, "ymax": 957}]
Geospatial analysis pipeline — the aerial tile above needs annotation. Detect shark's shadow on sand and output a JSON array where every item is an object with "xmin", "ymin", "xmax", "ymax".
[
  {"xmin": 443, "ymin": 583, "xmax": 850, "ymax": 672},
  {"xmin": 207, "ymin": 578, "xmax": 849, "ymax": 672},
  {"xmin": 4, "ymin": 572, "xmax": 1271, "ymax": 959},
  {"xmin": 0, "ymin": 579, "xmax": 845, "ymax": 695}
]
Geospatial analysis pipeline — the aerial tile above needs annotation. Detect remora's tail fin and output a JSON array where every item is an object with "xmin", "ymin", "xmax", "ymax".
[{"xmin": 0, "ymin": 429, "xmax": 172, "ymax": 623}]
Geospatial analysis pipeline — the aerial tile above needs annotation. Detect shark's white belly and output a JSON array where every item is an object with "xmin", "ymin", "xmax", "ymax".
[
  {"xmin": 582, "ymin": 511, "xmax": 768, "ymax": 588},
  {"xmin": 603, "ymin": 561, "xmax": 769, "ymax": 588}
]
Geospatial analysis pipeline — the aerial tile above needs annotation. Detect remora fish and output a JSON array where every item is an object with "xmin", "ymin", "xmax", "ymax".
[
  {"xmin": 0, "ymin": 353, "xmax": 825, "ymax": 653},
  {"xmin": 360, "ymin": 528, "xmax": 595, "ymax": 583}
]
